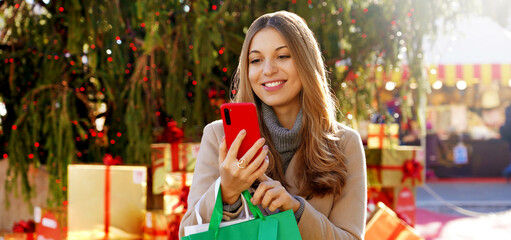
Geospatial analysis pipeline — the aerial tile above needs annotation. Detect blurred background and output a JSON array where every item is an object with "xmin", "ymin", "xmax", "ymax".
[{"xmin": 0, "ymin": 0, "xmax": 510, "ymax": 239}]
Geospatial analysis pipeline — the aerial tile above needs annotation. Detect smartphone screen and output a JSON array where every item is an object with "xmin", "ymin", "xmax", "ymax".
[{"xmin": 220, "ymin": 103, "xmax": 262, "ymax": 160}]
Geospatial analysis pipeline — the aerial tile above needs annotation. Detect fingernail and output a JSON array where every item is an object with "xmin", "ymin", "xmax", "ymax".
[
  {"xmin": 265, "ymin": 155, "xmax": 269, "ymax": 161},
  {"xmin": 257, "ymin": 138, "xmax": 265, "ymax": 144},
  {"xmin": 263, "ymin": 145, "xmax": 268, "ymax": 150},
  {"xmin": 240, "ymin": 129, "xmax": 246, "ymax": 135}
]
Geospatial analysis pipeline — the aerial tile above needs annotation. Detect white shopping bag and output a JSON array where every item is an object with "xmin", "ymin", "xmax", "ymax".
[{"xmin": 183, "ymin": 178, "xmax": 254, "ymax": 236}]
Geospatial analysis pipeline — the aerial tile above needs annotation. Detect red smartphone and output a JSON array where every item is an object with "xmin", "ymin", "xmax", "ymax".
[{"xmin": 220, "ymin": 103, "xmax": 262, "ymax": 161}]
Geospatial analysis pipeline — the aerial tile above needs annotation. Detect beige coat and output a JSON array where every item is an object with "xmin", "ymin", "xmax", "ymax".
[{"xmin": 179, "ymin": 120, "xmax": 367, "ymax": 239}]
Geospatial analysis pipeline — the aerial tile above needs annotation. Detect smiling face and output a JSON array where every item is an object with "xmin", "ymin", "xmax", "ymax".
[{"xmin": 248, "ymin": 27, "xmax": 303, "ymax": 111}]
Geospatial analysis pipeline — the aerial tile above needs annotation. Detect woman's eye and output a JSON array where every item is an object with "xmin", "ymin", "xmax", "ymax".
[
  {"xmin": 278, "ymin": 55, "xmax": 291, "ymax": 59},
  {"xmin": 250, "ymin": 59, "xmax": 261, "ymax": 64}
]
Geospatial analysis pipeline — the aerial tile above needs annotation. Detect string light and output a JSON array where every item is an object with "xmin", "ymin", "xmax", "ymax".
[
  {"xmin": 0, "ymin": 102, "xmax": 7, "ymax": 116},
  {"xmin": 81, "ymin": 55, "xmax": 88, "ymax": 64},
  {"xmin": 385, "ymin": 82, "xmax": 396, "ymax": 91},
  {"xmin": 432, "ymin": 80, "xmax": 443, "ymax": 90},
  {"xmin": 456, "ymin": 80, "xmax": 467, "ymax": 90}
]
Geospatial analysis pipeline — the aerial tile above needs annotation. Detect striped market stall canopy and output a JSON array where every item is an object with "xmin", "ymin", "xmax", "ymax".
[
  {"xmin": 423, "ymin": 17, "xmax": 511, "ymax": 88},
  {"xmin": 337, "ymin": 17, "xmax": 511, "ymax": 89},
  {"xmin": 428, "ymin": 64, "xmax": 511, "ymax": 87}
]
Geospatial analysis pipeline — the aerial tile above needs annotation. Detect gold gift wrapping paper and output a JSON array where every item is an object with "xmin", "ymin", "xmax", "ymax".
[
  {"xmin": 366, "ymin": 146, "xmax": 425, "ymax": 187},
  {"xmin": 164, "ymin": 172, "xmax": 193, "ymax": 216},
  {"xmin": 367, "ymin": 123, "xmax": 400, "ymax": 149},
  {"xmin": 67, "ymin": 164, "xmax": 147, "ymax": 240}
]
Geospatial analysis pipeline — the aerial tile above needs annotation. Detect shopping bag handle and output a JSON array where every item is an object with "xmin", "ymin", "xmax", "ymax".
[
  {"xmin": 194, "ymin": 178, "xmax": 252, "ymax": 225},
  {"xmin": 208, "ymin": 180, "xmax": 266, "ymax": 232}
]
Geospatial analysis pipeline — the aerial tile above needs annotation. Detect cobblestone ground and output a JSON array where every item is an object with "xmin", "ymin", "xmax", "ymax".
[{"xmin": 415, "ymin": 180, "xmax": 511, "ymax": 240}]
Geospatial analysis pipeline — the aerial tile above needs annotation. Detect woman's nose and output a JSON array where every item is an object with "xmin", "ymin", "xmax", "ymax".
[{"xmin": 263, "ymin": 60, "xmax": 277, "ymax": 76}]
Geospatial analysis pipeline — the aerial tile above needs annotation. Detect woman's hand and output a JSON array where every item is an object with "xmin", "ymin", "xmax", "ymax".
[
  {"xmin": 251, "ymin": 174, "xmax": 300, "ymax": 213},
  {"xmin": 218, "ymin": 129, "xmax": 269, "ymax": 204}
]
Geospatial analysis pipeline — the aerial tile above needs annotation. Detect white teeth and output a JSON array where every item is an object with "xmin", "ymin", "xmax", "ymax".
[{"xmin": 264, "ymin": 81, "xmax": 283, "ymax": 87}]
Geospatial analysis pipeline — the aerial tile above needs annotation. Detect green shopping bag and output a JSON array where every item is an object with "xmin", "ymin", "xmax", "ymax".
[{"xmin": 182, "ymin": 180, "xmax": 301, "ymax": 240}]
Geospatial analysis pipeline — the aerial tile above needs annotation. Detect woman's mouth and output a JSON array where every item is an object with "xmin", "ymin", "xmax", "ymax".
[
  {"xmin": 264, "ymin": 81, "xmax": 285, "ymax": 87},
  {"xmin": 263, "ymin": 81, "xmax": 286, "ymax": 91}
]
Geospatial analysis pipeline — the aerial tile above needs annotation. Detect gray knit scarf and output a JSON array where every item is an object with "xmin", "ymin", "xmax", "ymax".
[{"xmin": 261, "ymin": 103, "xmax": 303, "ymax": 173}]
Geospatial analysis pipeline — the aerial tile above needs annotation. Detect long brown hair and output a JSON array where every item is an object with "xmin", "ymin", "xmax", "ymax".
[{"xmin": 232, "ymin": 11, "xmax": 347, "ymax": 197}]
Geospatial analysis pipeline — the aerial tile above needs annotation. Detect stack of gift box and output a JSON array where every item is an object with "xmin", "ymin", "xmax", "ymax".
[
  {"xmin": 21, "ymin": 142, "xmax": 200, "ymax": 240},
  {"xmin": 364, "ymin": 123, "xmax": 425, "ymax": 240},
  {"xmin": 150, "ymin": 143, "xmax": 198, "ymax": 239}
]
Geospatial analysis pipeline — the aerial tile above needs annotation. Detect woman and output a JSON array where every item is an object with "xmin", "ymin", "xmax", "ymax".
[{"xmin": 179, "ymin": 11, "xmax": 367, "ymax": 239}]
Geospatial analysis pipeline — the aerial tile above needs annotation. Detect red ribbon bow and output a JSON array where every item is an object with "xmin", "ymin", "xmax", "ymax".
[
  {"xmin": 401, "ymin": 153, "xmax": 423, "ymax": 185},
  {"xmin": 165, "ymin": 120, "xmax": 184, "ymax": 143},
  {"xmin": 12, "ymin": 220, "xmax": 35, "ymax": 233},
  {"xmin": 102, "ymin": 153, "xmax": 123, "ymax": 165}
]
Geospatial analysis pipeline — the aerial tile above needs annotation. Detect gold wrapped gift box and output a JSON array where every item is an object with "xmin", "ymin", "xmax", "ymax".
[
  {"xmin": 142, "ymin": 210, "xmax": 168, "ymax": 240},
  {"xmin": 367, "ymin": 123, "xmax": 400, "ymax": 149},
  {"xmin": 164, "ymin": 172, "xmax": 193, "ymax": 216},
  {"xmin": 67, "ymin": 164, "xmax": 147, "ymax": 240},
  {"xmin": 365, "ymin": 146, "xmax": 425, "ymax": 188},
  {"xmin": 151, "ymin": 143, "xmax": 199, "ymax": 195},
  {"xmin": 0, "ymin": 233, "xmax": 34, "ymax": 240}
]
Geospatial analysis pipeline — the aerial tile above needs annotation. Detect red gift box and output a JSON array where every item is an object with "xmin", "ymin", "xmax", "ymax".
[{"xmin": 34, "ymin": 206, "xmax": 67, "ymax": 240}]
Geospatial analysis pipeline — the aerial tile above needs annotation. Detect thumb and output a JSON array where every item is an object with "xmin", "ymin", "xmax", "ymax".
[
  {"xmin": 218, "ymin": 136, "xmax": 227, "ymax": 164},
  {"xmin": 258, "ymin": 173, "xmax": 271, "ymax": 182}
]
